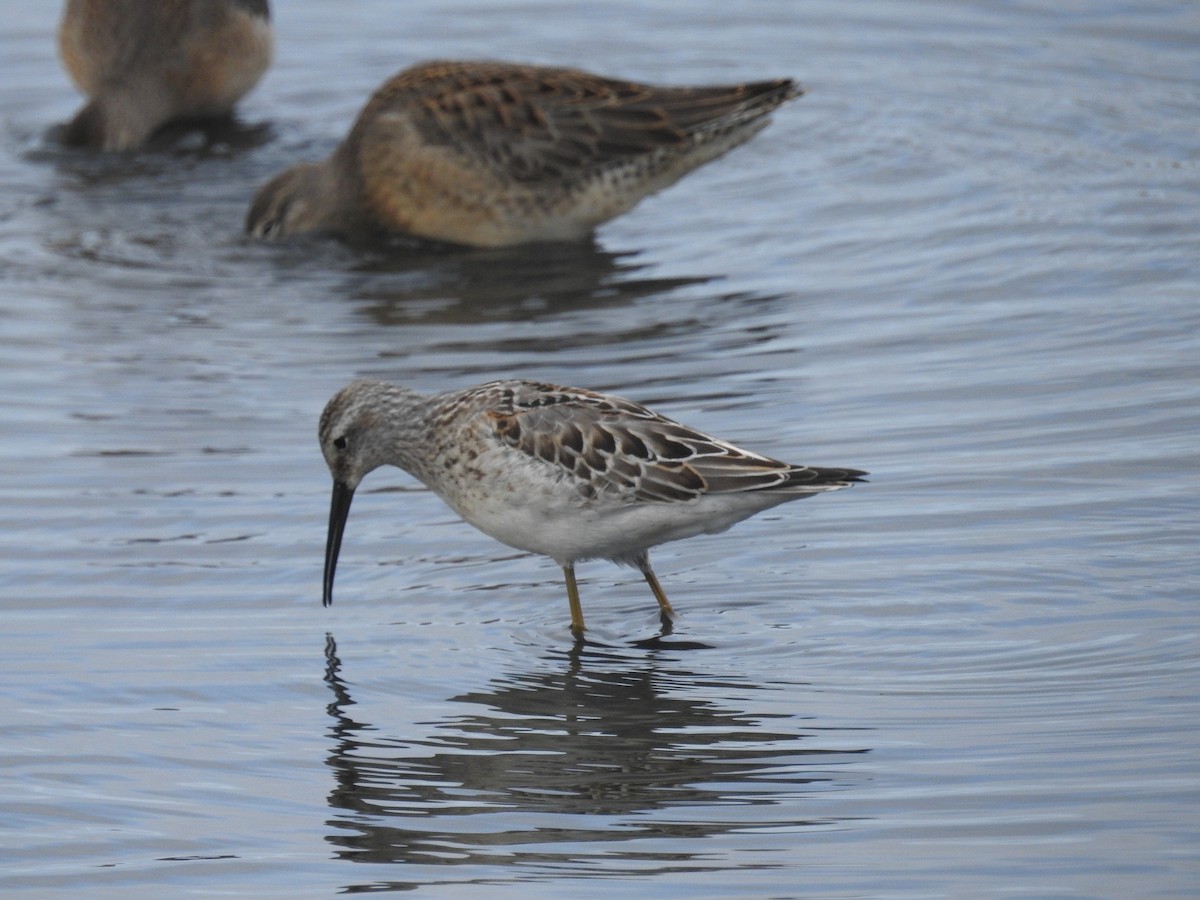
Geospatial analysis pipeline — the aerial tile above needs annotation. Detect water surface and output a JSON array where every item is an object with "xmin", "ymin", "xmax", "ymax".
[{"xmin": 1, "ymin": 1, "xmax": 1197, "ymax": 897}]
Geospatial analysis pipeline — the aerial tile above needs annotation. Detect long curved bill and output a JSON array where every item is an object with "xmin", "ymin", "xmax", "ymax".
[{"xmin": 323, "ymin": 480, "xmax": 355, "ymax": 607}]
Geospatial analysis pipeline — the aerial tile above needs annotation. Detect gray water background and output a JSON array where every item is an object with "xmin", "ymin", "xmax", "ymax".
[{"xmin": 1, "ymin": 1, "xmax": 1197, "ymax": 897}]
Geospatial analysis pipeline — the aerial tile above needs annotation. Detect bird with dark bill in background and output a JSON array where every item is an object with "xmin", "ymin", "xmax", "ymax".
[
  {"xmin": 247, "ymin": 61, "xmax": 802, "ymax": 247},
  {"xmin": 58, "ymin": 0, "xmax": 272, "ymax": 151}
]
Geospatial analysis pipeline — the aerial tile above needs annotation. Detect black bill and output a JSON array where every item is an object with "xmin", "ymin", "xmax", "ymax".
[{"xmin": 323, "ymin": 480, "xmax": 355, "ymax": 607}]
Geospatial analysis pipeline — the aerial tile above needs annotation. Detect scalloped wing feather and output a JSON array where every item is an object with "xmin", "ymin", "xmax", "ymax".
[
  {"xmin": 480, "ymin": 382, "xmax": 842, "ymax": 505},
  {"xmin": 362, "ymin": 61, "xmax": 800, "ymax": 185}
]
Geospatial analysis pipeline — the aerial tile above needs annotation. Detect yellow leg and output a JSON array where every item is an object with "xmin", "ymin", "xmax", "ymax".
[
  {"xmin": 563, "ymin": 564, "xmax": 586, "ymax": 637},
  {"xmin": 638, "ymin": 558, "xmax": 675, "ymax": 617}
]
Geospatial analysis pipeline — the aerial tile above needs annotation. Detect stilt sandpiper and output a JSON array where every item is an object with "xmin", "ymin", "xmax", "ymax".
[{"xmin": 319, "ymin": 379, "xmax": 865, "ymax": 636}]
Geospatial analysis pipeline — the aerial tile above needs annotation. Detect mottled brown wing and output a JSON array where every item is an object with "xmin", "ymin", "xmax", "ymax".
[
  {"xmin": 483, "ymin": 382, "xmax": 822, "ymax": 504},
  {"xmin": 367, "ymin": 61, "xmax": 800, "ymax": 184}
]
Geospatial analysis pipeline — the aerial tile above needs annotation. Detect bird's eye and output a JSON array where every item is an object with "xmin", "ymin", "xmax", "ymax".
[{"xmin": 333, "ymin": 435, "xmax": 348, "ymax": 451}]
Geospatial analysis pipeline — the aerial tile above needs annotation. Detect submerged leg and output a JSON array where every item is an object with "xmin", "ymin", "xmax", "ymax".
[
  {"xmin": 563, "ymin": 564, "xmax": 586, "ymax": 637},
  {"xmin": 634, "ymin": 554, "xmax": 676, "ymax": 618}
]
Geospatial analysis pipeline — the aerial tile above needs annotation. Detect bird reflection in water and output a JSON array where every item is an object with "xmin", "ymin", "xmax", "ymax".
[
  {"xmin": 321, "ymin": 634, "xmax": 870, "ymax": 883},
  {"xmin": 332, "ymin": 239, "xmax": 721, "ymax": 327}
]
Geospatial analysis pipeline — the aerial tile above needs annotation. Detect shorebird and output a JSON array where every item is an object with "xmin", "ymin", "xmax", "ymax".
[
  {"xmin": 247, "ymin": 61, "xmax": 802, "ymax": 247},
  {"xmin": 58, "ymin": 0, "xmax": 273, "ymax": 151},
  {"xmin": 319, "ymin": 379, "xmax": 865, "ymax": 636}
]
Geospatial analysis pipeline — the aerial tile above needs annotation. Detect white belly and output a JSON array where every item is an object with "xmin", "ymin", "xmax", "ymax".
[{"xmin": 428, "ymin": 456, "xmax": 795, "ymax": 565}]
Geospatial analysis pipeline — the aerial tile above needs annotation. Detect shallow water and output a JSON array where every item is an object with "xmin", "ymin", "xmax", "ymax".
[{"xmin": 2, "ymin": 1, "xmax": 1198, "ymax": 897}]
